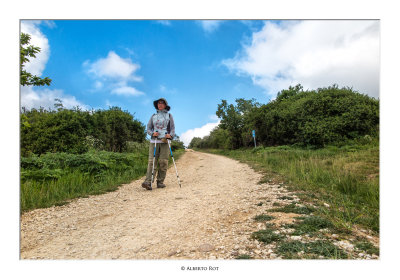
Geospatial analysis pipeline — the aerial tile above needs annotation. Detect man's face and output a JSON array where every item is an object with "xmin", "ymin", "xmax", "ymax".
[{"xmin": 157, "ymin": 100, "xmax": 166, "ymax": 110}]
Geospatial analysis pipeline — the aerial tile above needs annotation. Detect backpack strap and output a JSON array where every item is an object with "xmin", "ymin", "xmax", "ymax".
[{"xmin": 167, "ymin": 113, "xmax": 171, "ymax": 134}]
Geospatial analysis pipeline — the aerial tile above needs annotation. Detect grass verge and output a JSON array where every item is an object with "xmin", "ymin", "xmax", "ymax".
[
  {"xmin": 199, "ymin": 137, "xmax": 379, "ymax": 233},
  {"xmin": 20, "ymin": 148, "xmax": 185, "ymax": 213}
]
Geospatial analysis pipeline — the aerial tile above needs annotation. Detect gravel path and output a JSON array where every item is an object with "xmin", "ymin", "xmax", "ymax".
[{"xmin": 20, "ymin": 150, "xmax": 303, "ymax": 259}]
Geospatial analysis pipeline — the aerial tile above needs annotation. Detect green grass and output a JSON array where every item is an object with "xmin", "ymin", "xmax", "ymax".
[
  {"xmin": 288, "ymin": 216, "xmax": 334, "ymax": 236},
  {"xmin": 278, "ymin": 196, "xmax": 295, "ymax": 200},
  {"xmin": 269, "ymin": 202, "xmax": 315, "ymax": 215},
  {"xmin": 236, "ymin": 254, "xmax": 253, "ymax": 259},
  {"xmin": 277, "ymin": 240, "xmax": 348, "ymax": 259},
  {"xmin": 355, "ymin": 240, "xmax": 379, "ymax": 255},
  {"xmin": 251, "ymin": 228, "xmax": 284, "ymax": 244},
  {"xmin": 20, "ymin": 148, "xmax": 185, "ymax": 212},
  {"xmin": 200, "ymin": 137, "xmax": 379, "ymax": 233},
  {"xmin": 254, "ymin": 214, "xmax": 275, "ymax": 222}
]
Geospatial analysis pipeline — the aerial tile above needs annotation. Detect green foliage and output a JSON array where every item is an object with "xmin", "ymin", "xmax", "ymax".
[
  {"xmin": 269, "ymin": 202, "xmax": 315, "ymax": 215},
  {"xmin": 20, "ymin": 150, "xmax": 148, "ymax": 182},
  {"xmin": 252, "ymin": 84, "xmax": 379, "ymax": 147},
  {"xmin": 355, "ymin": 240, "xmax": 379, "ymax": 255},
  {"xmin": 20, "ymin": 149, "xmax": 148, "ymax": 211},
  {"xmin": 288, "ymin": 216, "xmax": 334, "ymax": 235},
  {"xmin": 254, "ymin": 214, "xmax": 275, "ymax": 221},
  {"xmin": 206, "ymin": 138, "xmax": 379, "ymax": 233},
  {"xmin": 20, "ymin": 104, "xmax": 146, "ymax": 156},
  {"xmin": 92, "ymin": 106, "xmax": 146, "ymax": 152},
  {"xmin": 189, "ymin": 127, "xmax": 231, "ymax": 149},
  {"xmin": 20, "ymin": 146, "xmax": 186, "ymax": 212},
  {"xmin": 277, "ymin": 240, "xmax": 348, "ymax": 259},
  {"xmin": 194, "ymin": 84, "xmax": 379, "ymax": 149},
  {"xmin": 216, "ymin": 98, "xmax": 260, "ymax": 149},
  {"xmin": 235, "ymin": 255, "xmax": 253, "ymax": 259},
  {"xmin": 251, "ymin": 228, "xmax": 283, "ymax": 244},
  {"xmin": 188, "ymin": 137, "xmax": 202, "ymax": 149},
  {"xmin": 278, "ymin": 195, "xmax": 295, "ymax": 200},
  {"xmin": 170, "ymin": 136, "xmax": 185, "ymax": 151},
  {"xmin": 20, "ymin": 33, "xmax": 52, "ymax": 86},
  {"xmin": 125, "ymin": 141, "xmax": 149, "ymax": 154},
  {"xmin": 21, "ymin": 168, "xmax": 64, "ymax": 181}
]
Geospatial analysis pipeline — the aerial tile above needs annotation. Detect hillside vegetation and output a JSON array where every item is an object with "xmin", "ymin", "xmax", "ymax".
[
  {"xmin": 190, "ymin": 84, "xmax": 379, "ymax": 149},
  {"xmin": 191, "ymin": 85, "xmax": 379, "ymax": 234}
]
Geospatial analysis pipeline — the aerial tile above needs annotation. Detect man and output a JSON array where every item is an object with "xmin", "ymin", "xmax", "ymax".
[{"xmin": 142, "ymin": 98, "xmax": 175, "ymax": 190}]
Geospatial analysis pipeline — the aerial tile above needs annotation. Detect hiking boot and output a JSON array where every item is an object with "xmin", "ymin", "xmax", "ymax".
[
  {"xmin": 142, "ymin": 181, "xmax": 152, "ymax": 190},
  {"xmin": 157, "ymin": 182, "xmax": 166, "ymax": 188}
]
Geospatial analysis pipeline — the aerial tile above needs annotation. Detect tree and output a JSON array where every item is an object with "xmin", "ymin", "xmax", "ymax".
[
  {"xmin": 20, "ymin": 104, "xmax": 146, "ymax": 156},
  {"xmin": 20, "ymin": 32, "xmax": 52, "ymax": 86},
  {"xmin": 193, "ymin": 85, "xmax": 379, "ymax": 150},
  {"xmin": 275, "ymin": 84, "xmax": 303, "ymax": 102},
  {"xmin": 188, "ymin": 137, "xmax": 202, "ymax": 149},
  {"xmin": 170, "ymin": 135, "xmax": 185, "ymax": 151},
  {"xmin": 246, "ymin": 84, "xmax": 379, "ymax": 147},
  {"xmin": 91, "ymin": 107, "xmax": 146, "ymax": 152},
  {"xmin": 216, "ymin": 98, "xmax": 260, "ymax": 149}
]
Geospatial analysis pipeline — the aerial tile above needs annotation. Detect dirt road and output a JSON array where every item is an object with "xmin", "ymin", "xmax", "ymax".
[{"xmin": 20, "ymin": 150, "xmax": 301, "ymax": 259}]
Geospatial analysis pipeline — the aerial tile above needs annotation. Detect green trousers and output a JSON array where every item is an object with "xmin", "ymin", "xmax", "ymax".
[{"xmin": 144, "ymin": 142, "xmax": 169, "ymax": 184}]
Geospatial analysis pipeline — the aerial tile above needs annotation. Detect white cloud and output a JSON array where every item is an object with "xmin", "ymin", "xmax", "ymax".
[
  {"xmin": 180, "ymin": 121, "xmax": 220, "ymax": 147},
  {"xmin": 156, "ymin": 20, "xmax": 171, "ymax": 26},
  {"xmin": 43, "ymin": 20, "xmax": 57, "ymax": 29},
  {"xmin": 94, "ymin": 81, "xmax": 103, "ymax": 90},
  {"xmin": 21, "ymin": 86, "xmax": 89, "ymax": 111},
  {"xmin": 209, "ymin": 114, "xmax": 220, "ymax": 121},
  {"xmin": 86, "ymin": 51, "xmax": 142, "ymax": 81},
  {"xmin": 111, "ymin": 86, "xmax": 144, "ymax": 96},
  {"xmin": 159, "ymin": 84, "xmax": 177, "ymax": 94},
  {"xmin": 84, "ymin": 51, "xmax": 145, "ymax": 97},
  {"xmin": 223, "ymin": 20, "xmax": 380, "ymax": 98},
  {"xmin": 20, "ymin": 21, "xmax": 90, "ymax": 111},
  {"xmin": 20, "ymin": 20, "xmax": 50, "ymax": 77},
  {"xmin": 198, "ymin": 20, "xmax": 224, "ymax": 33}
]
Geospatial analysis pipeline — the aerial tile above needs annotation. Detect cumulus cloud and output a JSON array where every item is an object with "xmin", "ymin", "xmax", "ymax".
[
  {"xmin": 85, "ymin": 51, "xmax": 142, "ymax": 81},
  {"xmin": 223, "ymin": 20, "xmax": 380, "ymax": 98},
  {"xmin": 21, "ymin": 86, "xmax": 89, "ymax": 111},
  {"xmin": 198, "ymin": 20, "xmax": 224, "ymax": 33},
  {"xmin": 111, "ymin": 86, "xmax": 144, "ymax": 96},
  {"xmin": 20, "ymin": 21, "xmax": 89, "ymax": 111},
  {"xmin": 180, "ymin": 121, "xmax": 220, "ymax": 147},
  {"xmin": 84, "ymin": 51, "xmax": 145, "ymax": 96},
  {"xmin": 20, "ymin": 20, "xmax": 50, "ymax": 77}
]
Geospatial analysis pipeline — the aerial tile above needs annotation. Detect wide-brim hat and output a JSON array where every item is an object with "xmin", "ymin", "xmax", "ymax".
[{"xmin": 153, "ymin": 98, "xmax": 171, "ymax": 111}]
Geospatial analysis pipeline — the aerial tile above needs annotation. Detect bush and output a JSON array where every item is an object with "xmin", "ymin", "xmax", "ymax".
[
  {"xmin": 20, "ymin": 148, "xmax": 149, "ymax": 183},
  {"xmin": 20, "ymin": 106, "xmax": 146, "ymax": 156},
  {"xmin": 251, "ymin": 85, "xmax": 379, "ymax": 147},
  {"xmin": 192, "ymin": 84, "xmax": 379, "ymax": 149}
]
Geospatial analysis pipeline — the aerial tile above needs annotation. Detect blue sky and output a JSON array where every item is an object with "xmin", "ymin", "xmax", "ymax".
[{"xmin": 20, "ymin": 20, "xmax": 380, "ymax": 146}]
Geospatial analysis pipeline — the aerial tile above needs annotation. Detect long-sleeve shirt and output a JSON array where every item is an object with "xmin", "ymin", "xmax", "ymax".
[{"xmin": 147, "ymin": 109, "xmax": 175, "ymax": 143}]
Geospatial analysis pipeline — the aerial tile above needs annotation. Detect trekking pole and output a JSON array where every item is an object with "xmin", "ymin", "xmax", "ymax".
[
  {"xmin": 150, "ymin": 131, "xmax": 158, "ymax": 189},
  {"xmin": 167, "ymin": 138, "xmax": 182, "ymax": 188}
]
